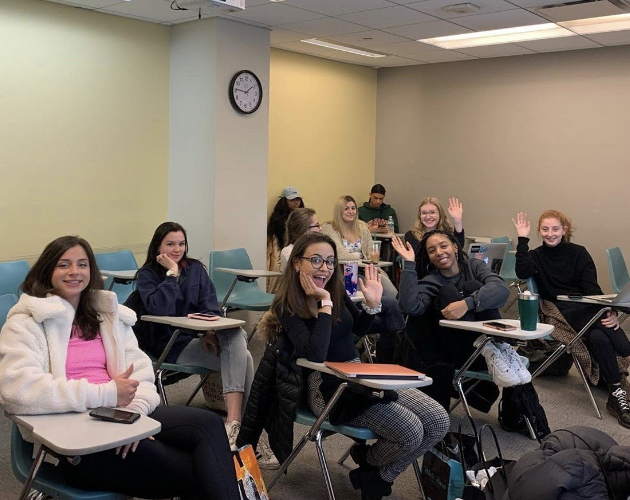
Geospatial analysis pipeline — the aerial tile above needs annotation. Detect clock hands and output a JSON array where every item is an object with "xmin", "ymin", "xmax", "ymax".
[{"xmin": 234, "ymin": 88, "xmax": 246, "ymax": 93}]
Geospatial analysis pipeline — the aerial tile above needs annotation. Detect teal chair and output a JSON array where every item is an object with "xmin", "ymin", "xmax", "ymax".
[
  {"xmin": 491, "ymin": 236, "xmax": 513, "ymax": 250},
  {"xmin": 11, "ymin": 423, "xmax": 128, "ymax": 500},
  {"xmin": 94, "ymin": 250, "xmax": 138, "ymax": 304},
  {"xmin": 606, "ymin": 247, "xmax": 629, "ymax": 294},
  {"xmin": 0, "ymin": 294, "xmax": 18, "ymax": 330},
  {"xmin": 209, "ymin": 248, "xmax": 274, "ymax": 313},
  {"xmin": 499, "ymin": 251, "xmax": 525, "ymax": 312},
  {"xmin": 0, "ymin": 260, "xmax": 30, "ymax": 296}
]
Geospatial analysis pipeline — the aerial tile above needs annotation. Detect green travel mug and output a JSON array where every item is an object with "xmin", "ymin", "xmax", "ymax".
[{"xmin": 518, "ymin": 293, "xmax": 539, "ymax": 331}]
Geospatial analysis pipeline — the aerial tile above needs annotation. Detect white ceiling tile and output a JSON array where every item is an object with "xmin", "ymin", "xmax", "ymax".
[
  {"xmin": 407, "ymin": 0, "xmax": 517, "ymax": 19},
  {"xmin": 283, "ymin": 0, "xmax": 397, "ymax": 17},
  {"xmin": 517, "ymin": 35, "xmax": 602, "ymax": 51},
  {"xmin": 369, "ymin": 40, "xmax": 443, "ymax": 54},
  {"xmin": 384, "ymin": 20, "xmax": 472, "ymax": 38},
  {"xmin": 101, "ymin": 0, "xmax": 200, "ymax": 22},
  {"xmin": 387, "ymin": 0, "xmax": 426, "ymax": 4},
  {"xmin": 46, "ymin": 0, "xmax": 122, "ymax": 8},
  {"xmin": 373, "ymin": 55, "xmax": 425, "ymax": 66},
  {"xmin": 452, "ymin": 9, "xmax": 549, "ymax": 30},
  {"xmin": 223, "ymin": 3, "xmax": 325, "ymax": 26},
  {"xmin": 270, "ymin": 28, "xmax": 311, "ymax": 44},
  {"xmin": 456, "ymin": 43, "xmax": 536, "ymax": 57},
  {"xmin": 325, "ymin": 30, "xmax": 409, "ymax": 46},
  {"xmin": 504, "ymin": 0, "xmax": 564, "ymax": 7},
  {"xmin": 407, "ymin": 49, "xmax": 477, "ymax": 62},
  {"xmin": 338, "ymin": 6, "xmax": 436, "ymax": 29},
  {"xmin": 279, "ymin": 17, "xmax": 367, "ymax": 36},
  {"xmin": 584, "ymin": 30, "xmax": 630, "ymax": 46}
]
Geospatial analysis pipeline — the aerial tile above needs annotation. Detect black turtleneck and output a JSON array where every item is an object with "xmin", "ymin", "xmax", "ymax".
[{"xmin": 515, "ymin": 237, "xmax": 602, "ymax": 302}]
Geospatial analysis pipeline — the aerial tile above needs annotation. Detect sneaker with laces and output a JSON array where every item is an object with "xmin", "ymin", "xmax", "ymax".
[
  {"xmin": 481, "ymin": 342, "xmax": 520, "ymax": 388},
  {"xmin": 256, "ymin": 435, "xmax": 280, "ymax": 470},
  {"xmin": 225, "ymin": 420, "xmax": 241, "ymax": 451},
  {"xmin": 496, "ymin": 342, "xmax": 532, "ymax": 385},
  {"xmin": 607, "ymin": 386, "xmax": 630, "ymax": 429}
]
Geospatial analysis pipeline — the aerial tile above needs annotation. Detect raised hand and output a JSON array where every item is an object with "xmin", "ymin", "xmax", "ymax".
[
  {"xmin": 358, "ymin": 264, "xmax": 383, "ymax": 308},
  {"xmin": 367, "ymin": 220, "xmax": 378, "ymax": 233},
  {"xmin": 392, "ymin": 236, "xmax": 415, "ymax": 262},
  {"xmin": 114, "ymin": 364, "xmax": 139, "ymax": 407},
  {"xmin": 156, "ymin": 253, "xmax": 178, "ymax": 274},
  {"xmin": 512, "ymin": 212, "xmax": 531, "ymax": 238},
  {"xmin": 299, "ymin": 273, "xmax": 331, "ymax": 301},
  {"xmin": 448, "ymin": 197, "xmax": 463, "ymax": 231}
]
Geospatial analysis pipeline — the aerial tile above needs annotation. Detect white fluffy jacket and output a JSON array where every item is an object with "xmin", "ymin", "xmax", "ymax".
[{"xmin": 0, "ymin": 291, "xmax": 160, "ymax": 416}]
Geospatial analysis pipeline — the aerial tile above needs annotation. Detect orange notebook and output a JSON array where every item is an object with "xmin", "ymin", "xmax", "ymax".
[{"xmin": 324, "ymin": 362, "xmax": 425, "ymax": 380}]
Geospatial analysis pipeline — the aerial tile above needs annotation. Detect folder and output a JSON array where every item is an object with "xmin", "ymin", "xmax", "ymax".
[{"xmin": 324, "ymin": 362, "xmax": 425, "ymax": 380}]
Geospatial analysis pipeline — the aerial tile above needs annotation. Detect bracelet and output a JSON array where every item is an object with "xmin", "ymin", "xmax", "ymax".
[{"xmin": 361, "ymin": 302, "xmax": 382, "ymax": 315}]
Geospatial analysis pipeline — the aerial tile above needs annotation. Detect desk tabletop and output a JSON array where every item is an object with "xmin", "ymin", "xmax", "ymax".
[
  {"xmin": 439, "ymin": 319, "xmax": 553, "ymax": 340},
  {"xmin": 100, "ymin": 270, "xmax": 137, "ymax": 280},
  {"xmin": 557, "ymin": 295, "xmax": 628, "ymax": 307},
  {"xmin": 372, "ymin": 233, "xmax": 405, "ymax": 239},
  {"xmin": 340, "ymin": 260, "xmax": 394, "ymax": 269},
  {"xmin": 297, "ymin": 358, "xmax": 432, "ymax": 390},
  {"xmin": 7, "ymin": 411, "xmax": 160, "ymax": 456},
  {"xmin": 141, "ymin": 315, "xmax": 245, "ymax": 331},
  {"xmin": 349, "ymin": 291, "xmax": 365, "ymax": 303},
  {"xmin": 214, "ymin": 268, "xmax": 282, "ymax": 278}
]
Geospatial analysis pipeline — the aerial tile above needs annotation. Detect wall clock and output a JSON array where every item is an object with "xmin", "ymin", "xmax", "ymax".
[{"xmin": 229, "ymin": 70, "xmax": 262, "ymax": 114}]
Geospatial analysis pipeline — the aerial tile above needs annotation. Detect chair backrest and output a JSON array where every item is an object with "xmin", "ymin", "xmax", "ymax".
[
  {"xmin": 499, "ymin": 250, "xmax": 517, "ymax": 281},
  {"xmin": 209, "ymin": 248, "xmax": 255, "ymax": 302},
  {"xmin": 0, "ymin": 294, "xmax": 18, "ymax": 331},
  {"xmin": 606, "ymin": 247, "xmax": 630, "ymax": 294},
  {"xmin": 527, "ymin": 277, "xmax": 539, "ymax": 295},
  {"xmin": 0, "ymin": 260, "xmax": 30, "ymax": 296},
  {"xmin": 491, "ymin": 236, "xmax": 513, "ymax": 250},
  {"xmin": 94, "ymin": 250, "xmax": 138, "ymax": 303}
]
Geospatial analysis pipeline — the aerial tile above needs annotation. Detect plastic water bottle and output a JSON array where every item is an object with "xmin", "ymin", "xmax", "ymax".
[{"xmin": 387, "ymin": 216, "xmax": 395, "ymax": 235}]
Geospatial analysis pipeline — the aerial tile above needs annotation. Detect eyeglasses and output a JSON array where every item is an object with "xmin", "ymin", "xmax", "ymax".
[
  {"xmin": 309, "ymin": 223, "xmax": 321, "ymax": 229},
  {"xmin": 299, "ymin": 255, "xmax": 338, "ymax": 270},
  {"xmin": 420, "ymin": 210, "xmax": 438, "ymax": 217}
]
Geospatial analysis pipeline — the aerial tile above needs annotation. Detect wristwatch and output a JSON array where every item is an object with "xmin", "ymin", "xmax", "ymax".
[
  {"xmin": 166, "ymin": 270, "xmax": 178, "ymax": 278},
  {"xmin": 317, "ymin": 299, "xmax": 333, "ymax": 309}
]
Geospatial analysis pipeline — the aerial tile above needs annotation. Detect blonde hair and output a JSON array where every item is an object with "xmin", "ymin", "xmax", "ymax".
[
  {"xmin": 411, "ymin": 197, "xmax": 453, "ymax": 240},
  {"xmin": 331, "ymin": 195, "xmax": 359, "ymax": 239},
  {"xmin": 538, "ymin": 209, "xmax": 574, "ymax": 242}
]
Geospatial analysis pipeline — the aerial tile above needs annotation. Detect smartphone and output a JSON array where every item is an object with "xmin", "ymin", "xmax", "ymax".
[
  {"xmin": 89, "ymin": 407, "xmax": 140, "ymax": 424},
  {"xmin": 568, "ymin": 292, "xmax": 583, "ymax": 300},
  {"xmin": 187, "ymin": 313, "xmax": 220, "ymax": 321},
  {"xmin": 482, "ymin": 321, "xmax": 517, "ymax": 331}
]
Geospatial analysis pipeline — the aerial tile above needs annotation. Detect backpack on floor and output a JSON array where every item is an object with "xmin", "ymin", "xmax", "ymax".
[{"xmin": 498, "ymin": 382, "xmax": 551, "ymax": 441}]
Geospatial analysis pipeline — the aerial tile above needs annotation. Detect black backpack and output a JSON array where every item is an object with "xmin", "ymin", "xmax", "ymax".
[{"xmin": 498, "ymin": 382, "xmax": 551, "ymax": 441}]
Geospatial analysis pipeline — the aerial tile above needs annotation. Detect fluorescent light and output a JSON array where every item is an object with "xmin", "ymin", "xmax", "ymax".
[
  {"xmin": 559, "ymin": 13, "xmax": 630, "ymax": 34},
  {"xmin": 301, "ymin": 38, "xmax": 387, "ymax": 58},
  {"xmin": 419, "ymin": 23, "xmax": 576, "ymax": 49}
]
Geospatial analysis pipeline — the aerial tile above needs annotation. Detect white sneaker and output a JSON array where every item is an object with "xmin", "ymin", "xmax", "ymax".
[
  {"xmin": 481, "ymin": 342, "xmax": 520, "ymax": 388},
  {"xmin": 225, "ymin": 420, "xmax": 241, "ymax": 451},
  {"xmin": 256, "ymin": 434, "xmax": 280, "ymax": 470},
  {"xmin": 497, "ymin": 342, "xmax": 532, "ymax": 385}
]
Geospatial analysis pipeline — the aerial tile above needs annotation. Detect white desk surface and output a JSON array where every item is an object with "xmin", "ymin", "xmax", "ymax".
[
  {"xmin": 297, "ymin": 358, "xmax": 432, "ymax": 390},
  {"xmin": 214, "ymin": 268, "xmax": 282, "ymax": 278},
  {"xmin": 557, "ymin": 295, "xmax": 630, "ymax": 307},
  {"xmin": 346, "ymin": 261, "xmax": 393, "ymax": 269},
  {"xmin": 7, "ymin": 411, "xmax": 160, "ymax": 456},
  {"xmin": 439, "ymin": 319, "xmax": 553, "ymax": 341},
  {"xmin": 348, "ymin": 291, "xmax": 365, "ymax": 303},
  {"xmin": 100, "ymin": 270, "xmax": 137, "ymax": 280},
  {"xmin": 373, "ymin": 233, "xmax": 405, "ymax": 239},
  {"xmin": 141, "ymin": 315, "xmax": 245, "ymax": 331}
]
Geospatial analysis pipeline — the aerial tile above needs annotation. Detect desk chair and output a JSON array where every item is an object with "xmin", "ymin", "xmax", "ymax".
[
  {"xmin": 606, "ymin": 247, "xmax": 629, "ymax": 325},
  {"xmin": 11, "ymin": 423, "xmax": 128, "ymax": 500},
  {"xmin": 490, "ymin": 236, "xmax": 513, "ymax": 250},
  {"xmin": 0, "ymin": 293, "xmax": 18, "ymax": 330},
  {"xmin": 499, "ymin": 251, "xmax": 526, "ymax": 313},
  {"xmin": 0, "ymin": 260, "xmax": 30, "ymax": 296},
  {"xmin": 93, "ymin": 251, "xmax": 138, "ymax": 304}
]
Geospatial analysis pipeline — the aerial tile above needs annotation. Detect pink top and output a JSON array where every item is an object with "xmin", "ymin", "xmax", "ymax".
[{"xmin": 65, "ymin": 325, "xmax": 112, "ymax": 384}]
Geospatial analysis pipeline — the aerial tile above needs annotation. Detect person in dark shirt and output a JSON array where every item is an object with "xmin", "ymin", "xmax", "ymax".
[
  {"xmin": 270, "ymin": 232, "xmax": 448, "ymax": 500},
  {"xmin": 514, "ymin": 210, "xmax": 630, "ymax": 428},
  {"xmin": 357, "ymin": 183, "xmax": 399, "ymax": 233}
]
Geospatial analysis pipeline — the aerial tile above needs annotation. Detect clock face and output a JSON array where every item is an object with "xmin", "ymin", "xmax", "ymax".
[{"xmin": 229, "ymin": 70, "xmax": 262, "ymax": 114}]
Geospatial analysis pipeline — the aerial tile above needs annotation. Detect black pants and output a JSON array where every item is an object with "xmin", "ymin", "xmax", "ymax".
[
  {"xmin": 556, "ymin": 301, "xmax": 630, "ymax": 385},
  {"xmin": 60, "ymin": 406, "xmax": 239, "ymax": 500}
]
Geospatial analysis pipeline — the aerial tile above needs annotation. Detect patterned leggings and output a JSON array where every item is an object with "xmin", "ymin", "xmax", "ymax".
[{"xmin": 308, "ymin": 369, "xmax": 450, "ymax": 483}]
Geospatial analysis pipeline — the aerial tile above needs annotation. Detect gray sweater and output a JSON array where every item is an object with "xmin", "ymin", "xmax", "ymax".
[{"xmin": 399, "ymin": 258, "xmax": 509, "ymax": 316}]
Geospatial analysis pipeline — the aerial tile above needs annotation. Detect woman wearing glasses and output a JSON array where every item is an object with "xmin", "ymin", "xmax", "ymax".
[
  {"xmin": 279, "ymin": 207, "xmax": 321, "ymax": 272},
  {"xmin": 244, "ymin": 232, "xmax": 448, "ymax": 500}
]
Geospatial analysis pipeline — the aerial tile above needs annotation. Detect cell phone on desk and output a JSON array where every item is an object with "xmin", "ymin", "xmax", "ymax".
[
  {"xmin": 89, "ymin": 407, "xmax": 140, "ymax": 424},
  {"xmin": 568, "ymin": 292, "xmax": 583, "ymax": 300},
  {"xmin": 482, "ymin": 321, "xmax": 517, "ymax": 331},
  {"xmin": 187, "ymin": 313, "xmax": 220, "ymax": 321}
]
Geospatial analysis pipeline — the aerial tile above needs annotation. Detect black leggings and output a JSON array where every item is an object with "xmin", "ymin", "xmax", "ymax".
[{"xmin": 60, "ymin": 406, "xmax": 239, "ymax": 500}]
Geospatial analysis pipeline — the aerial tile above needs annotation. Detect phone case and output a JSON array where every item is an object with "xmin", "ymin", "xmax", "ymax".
[{"xmin": 187, "ymin": 313, "xmax": 220, "ymax": 321}]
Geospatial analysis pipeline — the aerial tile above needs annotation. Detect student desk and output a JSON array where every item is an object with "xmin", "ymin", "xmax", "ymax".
[
  {"xmin": 214, "ymin": 268, "xmax": 281, "ymax": 310},
  {"xmin": 8, "ymin": 411, "xmax": 161, "ymax": 500},
  {"xmin": 100, "ymin": 269, "xmax": 137, "ymax": 291}
]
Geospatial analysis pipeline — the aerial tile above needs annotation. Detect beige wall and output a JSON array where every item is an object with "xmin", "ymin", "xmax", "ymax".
[
  {"xmin": 376, "ymin": 45, "xmax": 630, "ymax": 291},
  {"xmin": 268, "ymin": 49, "xmax": 377, "ymax": 223},
  {"xmin": 1, "ymin": 0, "xmax": 169, "ymax": 261}
]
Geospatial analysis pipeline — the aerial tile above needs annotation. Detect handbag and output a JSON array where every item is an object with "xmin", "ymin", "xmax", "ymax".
[{"xmin": 233, "ymin": 444, "xmax": 270, "ymax": 500}]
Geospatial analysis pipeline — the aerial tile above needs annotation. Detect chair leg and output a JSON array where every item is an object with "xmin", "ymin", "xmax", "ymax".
[
  {"xmin": 185, "ymin": 373, "xmax": 211, "ymax": 406},
  {"xmin": 156, "ymin": 370, "xmax": 169, "ymax": 406},
  {"xmin": 523, "ymin": 416, "xmax": 538, "ymax": 441},
  {"xmin": 412, "ymin": 459, "xmax": 425, "ymax": 497},
  {"xmin": 246, "ymin": 322, "xmax": 259, "ymax": 343},
  {"xmin": 572, "ymin": 352, "xmax": 602, "ymax": 419},
  {"xmin": 449, "ymin": 378, "xmax": 482, "ymax": 413},
  {"xmin": 267, "ymin": 431, "xmax": 311, "ymax": 491},
  {"xmin": 314, "ymin": 429, "xmax": 336, "ymax": 500},
  {"xmin": 337, "ymin": 443, "xmax": 354, "ymax": 465},
  {"xmin": 455, "ymin": 378, "xmax": 473, "ymax": 420}
]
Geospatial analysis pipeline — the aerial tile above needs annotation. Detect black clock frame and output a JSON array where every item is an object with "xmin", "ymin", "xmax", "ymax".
[{"xmin": 229, "ymin": 70, "xmax": 263, "ymax": 115}]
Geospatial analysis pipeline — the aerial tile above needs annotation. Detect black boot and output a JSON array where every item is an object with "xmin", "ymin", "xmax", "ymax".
[
  {"xmin": 349, "ymin": 465, "xmax": 393, "ymax": 500},
  {"xmin": 350, "ymin": 443, "xmax": 370, "ymax": 467},
  {"xmin": 606, "ymin": 385, "xmax": 630, "ymax": 429}
]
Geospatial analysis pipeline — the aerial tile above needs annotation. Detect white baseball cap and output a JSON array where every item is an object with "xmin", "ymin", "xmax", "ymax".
[{"xmin": 280, "ymin": 187, "xmax": 302, "ymax": 200}]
